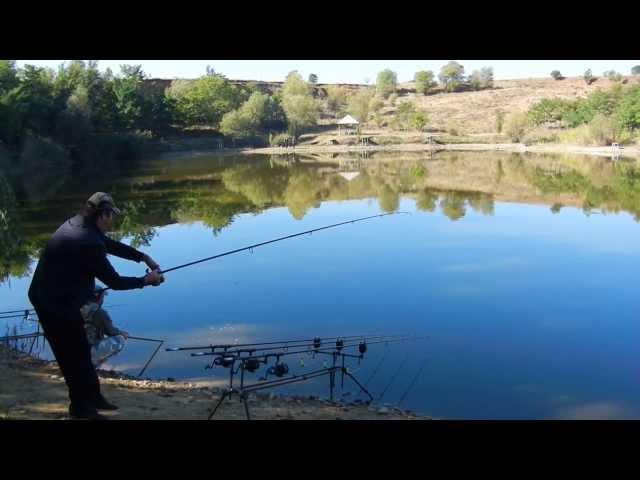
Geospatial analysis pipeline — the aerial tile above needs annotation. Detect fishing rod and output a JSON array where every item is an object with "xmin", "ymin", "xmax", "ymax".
[
  {"xmin": 1, "ymin": 331, "xmax": 165, "ymax": 378},
  {"xmin": 167, "ymin": 333, "xmax": 407, "ymax": 353},
  {"xmin": 377, "ymin": 352, "xmax": 411, "ymax": 402},
  {"xmin": 398, "ymin": 355, "xmax": 430, "ymax": 407},
  {"xmin": 0, "ymin": 304, "xmax": 128, "ymax": 320},
  {"xmin": 185, "ymin": 335, "xmax": 423, "ymax": 362},
  {"xmin": 176, "ymin": 334, "xmax": 428, "ymax": 419},
  {"xmin": 100, "ymin": 211, "xmax": 409, "ymax": 293},
  {"xmin": 127, "ymin": 336, "xmax": 165, "ymax": 378}
]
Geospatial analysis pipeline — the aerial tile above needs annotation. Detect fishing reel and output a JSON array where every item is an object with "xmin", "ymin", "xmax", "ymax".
[
  {"xmin": 211, "ymin": 355, "xmax": 235, "ymax": 368},
  {"xmin": 242, "ymin": 358, "xmax": 261, "ymax": 373},
  {"xmin": 267, "ymin": 362, "xmax": 289, "ymax": 378}
]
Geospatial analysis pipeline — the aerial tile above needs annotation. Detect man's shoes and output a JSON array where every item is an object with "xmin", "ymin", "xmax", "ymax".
[
  {"xmin": 93, "ymin": 394, "xmax": 119, "ymax": 411},
  {"xmin": 68, "ymin": 404, "xmax": 109, "ymax": 420}
]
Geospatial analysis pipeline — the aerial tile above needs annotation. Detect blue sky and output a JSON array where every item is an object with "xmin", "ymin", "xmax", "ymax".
[{"xmin": 16, "ymin": 60, "xmax": 640, "ymax": 84}]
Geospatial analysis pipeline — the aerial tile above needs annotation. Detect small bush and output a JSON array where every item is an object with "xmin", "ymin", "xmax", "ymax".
[
  {"xmin": 503, "ymin": 112, "xmax": 529, "ymax": 142},
  {"xmin": 495, "ymin": 111, "xmax": 505, "ymax": 133},
  {"xmin": 550, "ymin": 70, "xmax": 563, "ymax": 80},
  {"xmin": 446, "ymin": 119, "xmax": 460, "ymax": 136},
  {"xmin": 520, "ymin": 127, "xmax": 559, "ymax": 145},
  {"xmin": 269, "ymin": 132, "xmax": 294, "ymax": 147}
]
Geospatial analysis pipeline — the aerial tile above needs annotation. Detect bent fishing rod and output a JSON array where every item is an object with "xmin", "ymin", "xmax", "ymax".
[{"xmin": 100, "ymin": 211, "xmax": 409, "ymax": 293}]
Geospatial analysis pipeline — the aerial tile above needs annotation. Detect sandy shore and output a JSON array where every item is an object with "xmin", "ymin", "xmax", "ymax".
[{"xmin": 0, "ymin": 346, "xmax": 427, "ymax": 421}]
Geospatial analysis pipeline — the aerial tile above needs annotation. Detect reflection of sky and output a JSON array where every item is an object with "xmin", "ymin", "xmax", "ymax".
[{"xmin": 3, "ymin": 197, "xmax": 640, "ymax": 419}]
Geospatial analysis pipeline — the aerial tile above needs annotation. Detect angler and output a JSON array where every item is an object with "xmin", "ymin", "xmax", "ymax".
[{"xmin": 27, "ymin": 192, "xmax": 165, "ymax": 420}]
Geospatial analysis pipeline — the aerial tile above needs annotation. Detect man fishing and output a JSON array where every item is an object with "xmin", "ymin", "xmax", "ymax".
[{"xmin": 28, "ymin": 192, "xmax": 165, "ymax": 420}]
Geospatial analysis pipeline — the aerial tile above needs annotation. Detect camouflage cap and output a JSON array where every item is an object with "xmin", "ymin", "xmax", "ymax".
[{"xmin": 86, "ymin": 192, "xmax": 121, "ymax": 215}]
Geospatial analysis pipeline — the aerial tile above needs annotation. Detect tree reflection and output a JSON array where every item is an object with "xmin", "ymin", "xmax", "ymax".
[{"xmin": 440, "ymin": 191, "xmax": 467, "ymax": 221}]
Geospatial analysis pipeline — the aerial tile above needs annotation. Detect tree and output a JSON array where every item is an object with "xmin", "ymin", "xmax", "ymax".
[
  {"xmin": 280, "ymin": 72, "xmax": 319, "ymax": 137},
  {"xmin": 632, "ymin": 66, "xmax": 640, "ymax": 76},
  {"xmin": 414, "ymin": 71, "xmax": 436, "ymax": 95},
  {"xmin": 220, "ymin": 91, "xmax": 285, "ymax": 138},
  {"xmin": 376, "ymin": 69, "xmax": 397, "ymax": 99},
  {"xmin": 0, "ymin": 60, "xmax": 19, "ymax": 94},
  {"xmin": 438, "ymin": 61, "xmax": 465, "ymax": 92},
  {"xmin": 282, "ymin": 71, "xmax": 310, "ymax": 97},
  {"xmin": 550, "ymin": 70, "xmax": 563, "ymax": 80},
  {"xmin": 469, "ymin": 67, "xmax": 494, "ymax": 90},
  {"xmin": 112, "ymin": 65, "xmax": 147, "ymax": 130},
  {"xmin": 167, "ymin": 73, "xmax": 242, "ymax": 127},
  {"xmin": 325, "ymin": 85, "xmax": 348, "ymax": 115},
  {"xmin": 347, "ymin": 89, "xmax": 374, "ymax": 123},
  {"xmin": 308, "ymin": 73, "xmax": 318, "ymax": 85},
  {"xmin": 614, "ymin": 84, "xmax": 640, "ymax": 130},
  {"xmin": 603, "ymin": 70, "xmax": 623, "ymax": 82},
  {"xmin": 584, "ymin": 69, "xmax": 596, "ymax": 85}
]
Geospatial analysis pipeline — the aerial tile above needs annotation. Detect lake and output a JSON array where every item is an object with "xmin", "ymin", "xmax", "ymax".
[{"xmin": 2, "ymin": 149, "xmax": 640, "ymax": 419}]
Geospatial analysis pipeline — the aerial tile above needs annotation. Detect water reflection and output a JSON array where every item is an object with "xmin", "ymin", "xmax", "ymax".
[
  {"xmin": 4, "ymin": 150, "xmax": 640, "ymax": 286},
  {"xmin": 3, "ymin": 149, "xmax": 640, "ymax": 418}
]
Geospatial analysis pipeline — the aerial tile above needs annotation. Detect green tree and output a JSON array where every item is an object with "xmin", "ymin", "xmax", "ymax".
[
  {"xmin": 550, "ymin": 70, "xmax": 563, "ymax": 80},
  {"xmin": 220, "ymin": 91, "xmax": 285, "ymax": 138},
  {"xmin": 280, "ymin": 72, "xmax": 319, "ymax": 137},
  {"xmin": 0, "ymin": 60, "xmax": 19, "ymax": 94},
  {"xmin": 282, "ymin": 71, "xmax": 310, "ymax": 97},
  {"xmin": 347, "ymin": 89, "xmax": 374, "ymax": 123},
  {"xmin": 614, "ymin": 84, "xmax": 640, "ymax": 130},
  {"xmin": 414, "ymin": 71, "xmax": 436, "ymax": 95},
  {"xmin": 376, "ymin": 69, "xmax": 397, "ymax": 99},
  {"xmin": 168, "ymin": 74, "xmax": 242, "ymax": 127},
  {"xmin": 325, "ymin": 85, "xmax": 348, "ymax": 115},
  {"xmin": 438, "ymin": 61, "xmax": 465, "ymax": 92},
  {"xmin": 632, "ymin": 66, "xmax": 640, "ymax": 76}
]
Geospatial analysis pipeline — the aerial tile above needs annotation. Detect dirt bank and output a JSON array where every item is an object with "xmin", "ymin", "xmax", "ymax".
[{"xmin": 0, "ymin": 346, "xmax": 427, "ymax": 420}]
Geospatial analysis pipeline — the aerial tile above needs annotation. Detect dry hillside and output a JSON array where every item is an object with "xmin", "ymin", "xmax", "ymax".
[{"xmin": 396, "ymin": 76, "xmax": 640, "ymax": 135}]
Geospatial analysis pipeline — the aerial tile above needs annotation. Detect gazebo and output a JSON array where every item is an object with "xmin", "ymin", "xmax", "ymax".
[{"xmin": 337, "ymin": 114, "xmax": 359, "ymax": 136}]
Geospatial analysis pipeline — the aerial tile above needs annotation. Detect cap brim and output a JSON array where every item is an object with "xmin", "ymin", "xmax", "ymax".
[{"xmin": 111, "ymin": 206, "xmax": 121, "ymax": 215}]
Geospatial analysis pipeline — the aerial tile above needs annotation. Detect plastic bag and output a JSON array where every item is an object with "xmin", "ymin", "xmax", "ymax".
[{"xmin": 92, "ymin": 335, "xmax": 126, "ymax": 367}]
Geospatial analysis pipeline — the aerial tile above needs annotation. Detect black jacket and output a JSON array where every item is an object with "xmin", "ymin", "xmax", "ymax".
[{"xmin": 28, "ymin": 214, "xmax": 146, "ymax": 312}]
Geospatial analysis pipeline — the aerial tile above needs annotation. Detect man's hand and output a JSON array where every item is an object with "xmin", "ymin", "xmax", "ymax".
[
  {"xmin": 144, "ymin": 269, "xmax": 165, "ymax": 287},
  {"xmin": 142, "ymin": 254, "xmax": 160, "ymax": 272}
]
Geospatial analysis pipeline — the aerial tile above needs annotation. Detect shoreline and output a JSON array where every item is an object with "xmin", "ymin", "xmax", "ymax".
[
  {"xmin": 238, "ymin": 142, "xmax": 640, "ymax": 160},
  {"xmin": 0, "ymin": 345, "xmax": 428, "ymax": 420}
]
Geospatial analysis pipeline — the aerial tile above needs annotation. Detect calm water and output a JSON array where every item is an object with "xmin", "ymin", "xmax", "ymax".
[{"xmin": 2, "ymin": 150, "xmax": 640, "ymax": 419}]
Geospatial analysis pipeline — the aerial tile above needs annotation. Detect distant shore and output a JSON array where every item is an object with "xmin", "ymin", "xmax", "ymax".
[{"xmin": 239, "ymin": 142, "xmax": 640, "ymax": 160}]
